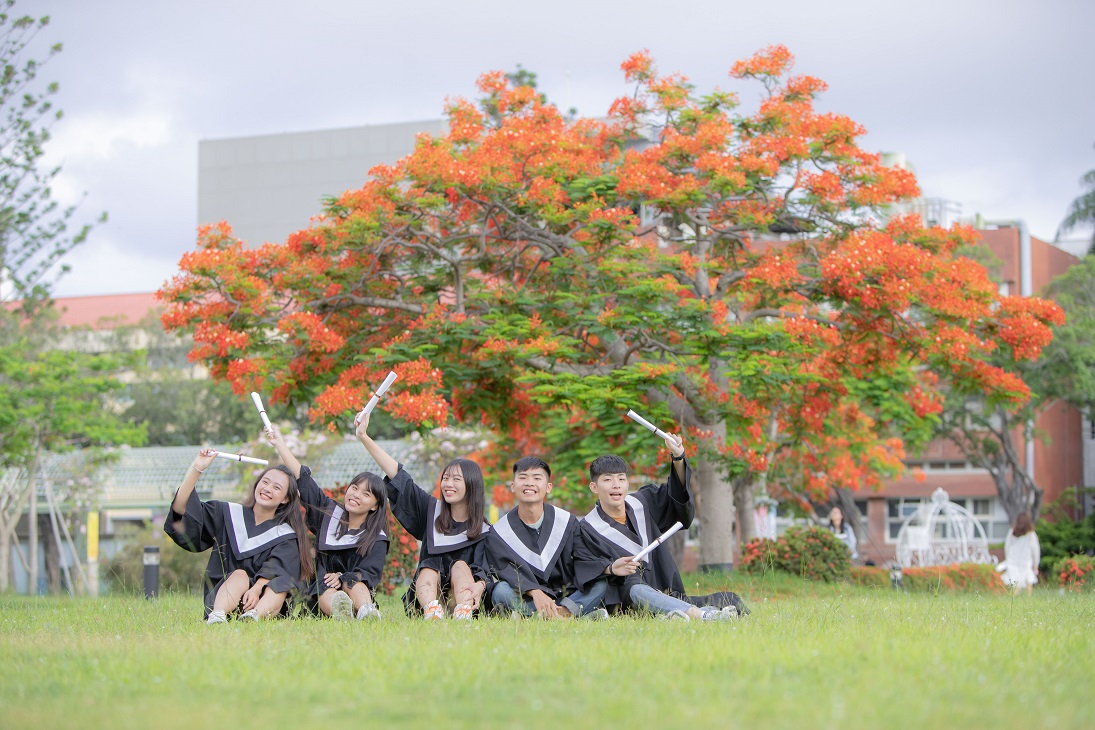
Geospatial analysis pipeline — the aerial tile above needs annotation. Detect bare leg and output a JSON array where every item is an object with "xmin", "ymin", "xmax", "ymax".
[
  {"xmin": 317, "ymin": 587, "xmax": 340, "ymax": 617},
  {"xmin": 212, "ymin": 570, "xmax": 250, "ymax": 613},
  {"xmin": 416, "ymin": 568, "xmax": 440, "ymax": 609},
  {"xmin": 347, "ymin": 582, "xmax": 374, "ymax": 612},
  {"xmin": 253, "ymin": 588, "xmax": 287, "ymax": 619},
  {"xmin": 450, "ymin": 561, "xmax": 481, "ymax": 608}
]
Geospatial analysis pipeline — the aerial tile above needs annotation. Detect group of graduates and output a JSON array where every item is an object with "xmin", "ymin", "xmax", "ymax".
[{"xmin": 165, "ymin": 410, "xmax": 748, "ymax": 623}]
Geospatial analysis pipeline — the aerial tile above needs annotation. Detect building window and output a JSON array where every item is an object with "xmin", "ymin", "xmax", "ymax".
[
  {"xmin": 887, "ymin": 498, "xmax": 926, "ymax": 541},
  {"xmin": 888, "ymin": 496, "xmax": 1009, "ymax": 543},
  {"xmin": 953, "ymin": 497, "xmax": 1011, "ymax": 541},
  {"xmin": 904, "ymin": 460, "xmax": 980, "ymax": 473},
  {"xmin": 853, "ymin": 500, "xmax": 868, "ymax": 520}
]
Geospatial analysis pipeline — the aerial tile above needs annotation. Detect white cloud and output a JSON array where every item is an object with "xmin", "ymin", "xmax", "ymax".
[
  {"xmin": 46, "ymin": 110, "xmax": 174, "ymax": 164},
  {"xmin": 52, "ymin": 236, "xmax": 179, "ymax": 298}
]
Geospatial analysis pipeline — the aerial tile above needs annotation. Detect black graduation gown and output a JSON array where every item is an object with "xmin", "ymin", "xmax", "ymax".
[
  {"xmin": 164, "ymin": 489, "xmax": 301, "ymax": 618},
  {"xmin": 296, "ymin": 465, "xmax": 389, "ymax": 595},
  {"xmin": 385, "ymin": 465, "xmax": 491, "ymax": 613},
  {"xmin": 485, "ymin": 504, "xmax": 580, "ymax": 601},
  {"xmin": 574, "ymin": 458, "xmax": 694, "ymax": 609}
]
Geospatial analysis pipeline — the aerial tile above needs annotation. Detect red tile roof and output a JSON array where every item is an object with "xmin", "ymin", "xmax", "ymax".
[{"xmin": 51, "ymin": 292, "xmax": 162, "ymax": 329}]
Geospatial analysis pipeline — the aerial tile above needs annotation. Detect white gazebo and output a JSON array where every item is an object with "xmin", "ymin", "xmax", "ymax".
[{"xmin": 895, "ymin": 488, "xmax": 996, "ymax": 568}]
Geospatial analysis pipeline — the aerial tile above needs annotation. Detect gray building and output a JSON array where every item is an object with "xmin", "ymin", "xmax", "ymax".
[{"xmin": 198, "ymin": 119, "xmax": 446, "ymax": 246}]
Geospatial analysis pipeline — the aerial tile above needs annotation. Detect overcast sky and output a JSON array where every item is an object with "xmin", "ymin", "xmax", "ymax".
[{"xmin": 32, "ymin": 0, "xmax": 1095, "ymax": 297}]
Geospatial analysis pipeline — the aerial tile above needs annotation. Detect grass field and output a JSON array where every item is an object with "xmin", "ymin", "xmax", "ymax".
[{"xmin": 1, "ymin": 575, "xmax": 1092, "ymax": 729}]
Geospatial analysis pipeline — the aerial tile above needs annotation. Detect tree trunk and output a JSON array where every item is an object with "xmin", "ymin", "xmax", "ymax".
[
  {"xmin": 0, "ymin": 478, "xmax": 31, "ymax": 594},
  {"xmin": 41, "ymin": 514, "xmax": 60, "ymax": 595},
  {"xmin": 27, "ymin": 455, "xmax": 38, "ymax": 596},
  {"xmin": 990, "ymin": 410, "xmax": 1044, "ymax": 524},
  {"xmin": 733, "ymin": 475, "xmax": 757, "ymax": 546},
  {"xmin": 665, "ymin": 531, "xmax": 686, "ymax": 569},
  {"xmin": 0, "ymin": 532, "xmax": 9, "ymax": 593},
  {"xmin": 948, "ymin": 407, "xmax": 1045, "ymax": 528},
  {"xmin": 693, "ymin": 457, "xmax": 735, "ymax": 571},
  {"xmin": 834, "ymin": 486, "xmax": 868, "ymax": 546}
]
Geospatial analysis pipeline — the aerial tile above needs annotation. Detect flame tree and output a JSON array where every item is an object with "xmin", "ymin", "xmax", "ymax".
[{"xmin": 159, "ymin": 47, "xmax": 1061, "ymax": 568}]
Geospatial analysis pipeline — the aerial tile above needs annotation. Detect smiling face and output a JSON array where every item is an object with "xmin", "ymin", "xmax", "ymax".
[
  {"xmin": 439, "ymin": 464, "xmax": 468, "ymax": 505},
  {"xmin": 253, "ymin": 468, "xmax": 291, "ymax": 509},
  {"xmin": 511, "ymin": 467, "xmax": 552, "ymax": 506},
  {"xmin": 590, "ymin": 472, "xmax": 629, "ymax": 509},
  {"xmin": 343, "ymin": 479, "xmax": 379, "ymax": 517}
]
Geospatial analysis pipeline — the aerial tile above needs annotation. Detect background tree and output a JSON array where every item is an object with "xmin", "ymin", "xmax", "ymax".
[
  {"xmin": 0, "ymin": 2, "xmax": 132, "ymax": 592},
  {"xmin": 934, "ymin": 242, "xmax": 1042, "ymax": 522},
  {"xmin": 0, "ymin": 2, "xmax": 102, "ymax": 311},
  {"xmin": 0, "ymin": 325, "xmax": 146, "ymax": 592},
  {"xmin": 937, "ymin": 253, "xmax": 1095, "ymax": 523},
  {"xmin": 1057, "ymin": 145, "xmax": 1095, "ymax": 257},
  {"xmin": 1039, "ymin": 255, "xmax": 1095, "ymax": 414},
  {"xmin": 937, "ymin": 388, "xmax": 1046, "ymax": 522},
  {"xmin": 84, "ymin": 314, "xmax": 407, "ymax": 446},
  {"xmin": 160, "ymin": 47, "xmax": 1061, "ymax": 568}
]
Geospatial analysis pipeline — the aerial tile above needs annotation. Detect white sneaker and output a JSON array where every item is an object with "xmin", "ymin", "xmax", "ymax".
[
  {"xmin": 581, "ymin": 608, "xmax": 610, "ymax": 621},
  {"xmin": 662, "ymin": 609, "xmax": 690, "ymax": 621},
  {"xmin": 719, "ymin": 605, "xmax": 740, "ymax": 620},
  {"xmin": 356, "ymin": 603, "xmax": 381, "ymax": 620},
  {"xmin": 239, "ymin": 609, "xmax": 259, "ymax": 621},
  {"xmin": 423, "ymin": 600, "xmax": 445, "ymax": 621},
  {"xmin": 206, "ymin": 609, "xmax": 227, "ymax": 624},
  {"xmin": 330, "ymin": 591, "xmax": 353, "ymax": 620},
  {"xmin": 452, "ymin": 603, "xmax": 474, "ymax": 621}
]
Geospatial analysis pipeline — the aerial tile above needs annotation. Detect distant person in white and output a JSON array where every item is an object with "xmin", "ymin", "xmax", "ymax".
[
  {"xmin": 1002, "ymin": 513, "xmax": 1040, "ymax": 595},
  {"xmin": 828, "ymin": 506, "xmax": 858, "ymax": 561}
]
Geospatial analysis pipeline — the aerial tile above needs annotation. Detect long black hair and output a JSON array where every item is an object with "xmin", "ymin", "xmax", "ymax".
[
  {"xmin": 435, "ymin": 458, "xmax": 487, "ymax": 539},
  {"xmin": 342, "ymin": 471, "xmax": 390, "ymax": 556},
  {"xmin": 242, "ymin": 465, "xmax": 315, "ymax": 582}
]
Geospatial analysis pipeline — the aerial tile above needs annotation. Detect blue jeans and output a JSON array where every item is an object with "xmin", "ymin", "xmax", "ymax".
[
  {"xmin": 492, "ymin": 579, "xmax": 607, "ymax": 617},
  {"xmin": 628, "ymin": 583, "xmax": 696, "ymax": 615}
]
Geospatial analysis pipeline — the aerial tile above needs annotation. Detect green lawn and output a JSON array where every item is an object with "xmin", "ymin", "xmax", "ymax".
[{"xmin": 0, "ymin": 576, "xmax": 1092, "ymax": 729}]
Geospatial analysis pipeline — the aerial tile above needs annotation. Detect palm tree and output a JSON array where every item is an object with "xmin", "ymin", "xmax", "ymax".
[{"xmin": 1058, "ymin": 146, "xmax": 1095, "ymax": 257}]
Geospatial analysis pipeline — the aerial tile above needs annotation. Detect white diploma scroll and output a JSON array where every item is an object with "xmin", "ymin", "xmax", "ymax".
[
  {"xmin": 355, "ymin": 371, "xmax": 398, "ymax": 424},
  {"xmin": 626, "ymin": 409, "xmax": 672, "ymax": 442},
  {"xmin": 631, "ymin": 521, "xmax": 684, "ymax": 564},
  {"xmin": 213, "ymin": 451, "xmax": 269, "ymax": 466},
  {"xmin": 250, "ymin": 391, "xmax": 273, "ymax": 432}
]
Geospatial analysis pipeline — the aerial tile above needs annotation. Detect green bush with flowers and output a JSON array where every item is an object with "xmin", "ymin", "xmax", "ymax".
[
  {"xmin": 1054, "ymin": 555, "xmax": 1095, "ymax": 592},
  {"xmin": 740, "ymin": 526, "xmax": 851, "ymax": 582},
  {"xmin": 900, "ymin": 563, "xmax": 1004, "ymax": 593},
  {"xmin": 850, "ymin": 565, "xmax": 889, "ymax": 588}
]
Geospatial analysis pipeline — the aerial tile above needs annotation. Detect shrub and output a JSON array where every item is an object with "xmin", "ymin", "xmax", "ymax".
[
  {"xmin": 1035, "ymin": 504, "xmax": 1095, "ymax": 574},
  {"xmin": 380, "ymin": 518, "xmax": 419, "ymax": 596},
  {"xmin": 1054, "ymin": 555, "xmax": 1095, "ymax": 592},
  {"xmin": 900, "ymin": 563, "xmax": 1005, "ymax": 594},
  {"xmin": 740, "ymin": 526, "xmax": 851, "ymax": 582},
  {"xmin": 105, "ymin": 521, "xmax": 207, "ymax": 594},
  {"xmin": 739, "ymin": 537, "xmax": 779, "ymax": 575},
  {"xmin": 850, "ymin": 566, "xmax": 889, "ymax": 588}
]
